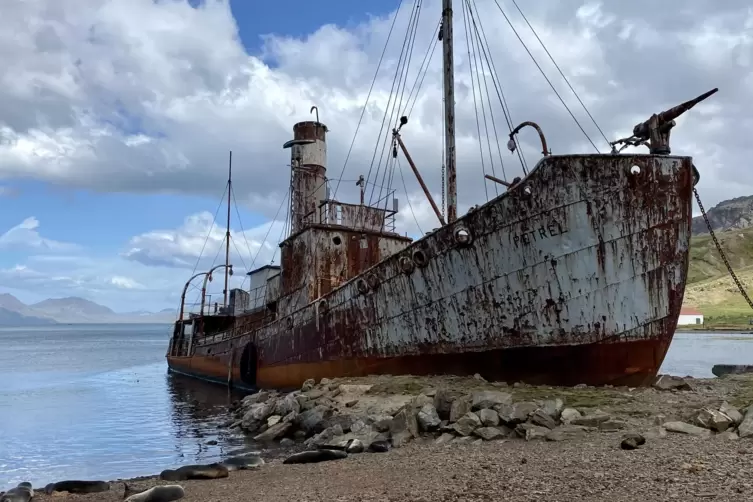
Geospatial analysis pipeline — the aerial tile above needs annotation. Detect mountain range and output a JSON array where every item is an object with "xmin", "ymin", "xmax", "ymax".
[{"xmin": 0, "ymin": 294, "xmax": 175, "ymax": 326}]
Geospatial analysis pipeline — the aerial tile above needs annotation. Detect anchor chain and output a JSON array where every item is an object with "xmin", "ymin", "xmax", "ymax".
[{"xmin": 693, "ymin": 187, "xmax": 753, "ymax": 310}]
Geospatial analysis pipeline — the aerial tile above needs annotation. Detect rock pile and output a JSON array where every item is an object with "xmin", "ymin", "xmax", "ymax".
[
  {"xmin": 660, "ymin": 401, "xmax": 753, "ymax": 440},
  {"xmin": 226, "ymin": 377, "xmax": 634, "ymax": 451}
]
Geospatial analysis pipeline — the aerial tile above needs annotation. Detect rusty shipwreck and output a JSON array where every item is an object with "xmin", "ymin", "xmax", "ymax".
[{"xmin": 166, "ymin": 0, "xmax": 716, "ymax": 389}]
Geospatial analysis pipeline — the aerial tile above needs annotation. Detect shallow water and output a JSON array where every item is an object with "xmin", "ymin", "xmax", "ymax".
[{"xmin": 0, "ymin": 325, "xmax": 750, "ymax": 490}]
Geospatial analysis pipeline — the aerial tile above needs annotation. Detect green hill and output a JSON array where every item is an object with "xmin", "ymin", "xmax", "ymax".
[{"xmin": 686, "ymin": 225, "xmax": 753, "ymax": 327}]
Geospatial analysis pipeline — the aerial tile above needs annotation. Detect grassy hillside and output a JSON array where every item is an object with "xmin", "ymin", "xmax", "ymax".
[{"xmin": 686, "ymin": 226, "xmax": 753, "ymax": 328}]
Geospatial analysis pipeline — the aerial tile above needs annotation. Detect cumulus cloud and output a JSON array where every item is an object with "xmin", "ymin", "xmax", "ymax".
[{"xmin": 0, "ymin": 0, "xmax": 751, "ymax": 309}]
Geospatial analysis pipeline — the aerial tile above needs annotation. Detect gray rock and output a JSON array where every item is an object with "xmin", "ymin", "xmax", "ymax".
[
  {"xmin": 719, "ymin": 402, "xmax": 744, "ymax": 425},
  {"xmin": 319, "ymin": 377, "xmax": 332, "ymax": 386},
  {"xmin": 371, "ymin": 417, "xmax": 393, "ymax": 433},
  {"xmin": 694, "ymin": 408, "xmax": 734, "ymax": 432},
  {"xmin": 294, "ymin": 405, "xmax": 332, "ymax": 435},
  {"xmin": 253, "ymin": 421, "xmax": 291, "ymax": 442},
  {"xmin": 449, "ymin": 395, "xmax": 472, "ymax": 422},
  {"xmin": 416, "ymin": 403, "xmax": 441, "ymax": 431},
  {"xmin": 322, "ymin": 414, "xmax": 361, "ymax": 433},
  {"xmin": 642, "ymin": 426, "xmax": 668, "ymax": 440},
  {"xmin": 664, "ymin": 421, "xmax": 713, "ymax": 437},
  {"xmin": 654, "ymin": 414, "xmax": 667, "ymax": 426},
  {"xmin": 390, "ymin": 407, "xmax": 419, "ymax": 447},
  {"xmin": 621, "ymin": 433, "xmax": 646, "ymax": 450},
  {"xmin": 530, "ymin": 409, "xmax": 557, "ymax": 429},
  {"xmin": 653, "ymin": 374, "xmax": 692, "ymax": 391},
  {"xmin": 545, "ymin": 425, "xmax": 588, "ymax": 442},
  {"xmin": 738, "ymin": 406, "xmax": 753, "ymax": 439},
  {"xmin": 473, "ymin": 426, "xmax": 508, "ymax": 441},
  {"xmin": 435, "ymin": 432, "xmax": 456, "ymax": 444},
  {"xmin": 350, "ymin": 420, "xmax": 368, "ymax": 434},
  {"xmin": 717, "ymin": 430, "xmax": 739, "ymax": 441},
  {"xmin": 282, "ymin": 411, "xmax": 297, "ymax": 424},
  {"xmin": 496, "ymin": 402, "xmax": 537, "ymax": 425},
  {"xmin": 266, "ymin": 415, "xmax": 281, "ymax": 427},
  {"xmin": 433, "ymin": 389, "xmax": 462, "ymax": 420},
  {"xmin": 273, "ymin": 393, "xmax": 301, "ymax": 417},
  {"xmin": 559, "ymin": 408, "xmax": 581, "ymax": 424},
  {"xmin": 599, "ymin": 419, "xmax": 627, "ymax": 432},
  {"xmin": 304, "ymin": 425, "xmax": 344, "ymax": 448},
  {"xmin": 280, "ymin": 438, "xmax": 296, "ymax": 447},
  {"xmin": 570, "ymin": 411, "xmax": 610, "ymax": 427},
  {"xmin": 515, "ymin": 423, "xmax": 550, "ymax": 441},
  {"xmin": 453, "ymin": 412, "xmax": 482, "ymax": 436},
  {"xmin": 477, "ymin": 408, "xmax": 500, "ymax": 427},
  {"xmin": 242, "ymin": 391, "xmax": 269, "ymax": 406},
  {"xmin": 453, "ymin": 436, "xmax": 476, "ymax": 444},
  {"xmin": 304, "ymin": 389, "xmax": 326, "ymax": 400},
  {"xmin": 241, "ymin": 401, "xmax": 275, "ymax": 431},
  {"xmin": 301, "ymin": 378, "xmax": 316, "ymax": 392},
  {"xmin": 471, "ymin": 390, "xmax": 512, "ymax": 410},
  {"xmin": 541, "ymin": 398, "xmax": 565, "ymax": 420}
]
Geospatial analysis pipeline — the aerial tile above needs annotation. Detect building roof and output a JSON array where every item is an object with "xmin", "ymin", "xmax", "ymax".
[
  {"xmin": 680, "ymin": 307, "xmax": 703, "ymax": 316},
  {"xmin": 246, "ymin": 264, "xmax": 281, "ymax": 276}
]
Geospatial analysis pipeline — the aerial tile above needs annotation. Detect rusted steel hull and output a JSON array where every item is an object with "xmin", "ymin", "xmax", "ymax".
[{"xmin": 167, "ymin": 153, "xmax": 693, "ymax": 390}]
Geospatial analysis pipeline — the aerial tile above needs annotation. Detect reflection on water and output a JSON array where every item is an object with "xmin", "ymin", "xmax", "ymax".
[{"xmin": 0, "ymin": 325, "xmax": 751, "ymax": 490}]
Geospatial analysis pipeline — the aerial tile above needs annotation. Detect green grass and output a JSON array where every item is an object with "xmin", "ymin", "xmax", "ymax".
[{"xmin": 686, "ymin": 227, "xmax": 753, "ymax": 328}]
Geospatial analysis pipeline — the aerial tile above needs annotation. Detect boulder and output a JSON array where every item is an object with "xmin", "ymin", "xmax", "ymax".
[
  {"xmin": 738, "ymin": 406, "xmax": 753, "ymax": 439},
  {"xmin": 541, "ymin": 398, "xmax": 564, "ymax": 420},
  {"xmin": 694, "ymin": 408, "xmax": 734, "ymax": 432},
  {"xmin": 416, "ymin": 404, "xmax": 441, "ymax": 431},
  {"xmin": 515, "ymin": 423, "xmax": 550, "ymax": 441},
  {"xmin": 473, "ymin": 426, "xmax": 508, "ymax": 441},
  {"xmin": 273, "ymin": 393, "xmax": 301, "ymax": 417},
  {"xmin": 294, "ymin": 405, "xmax": 332, "ymax": 435},
  {"xmin": 599, "ymin": 419, "xmax": 627, "ymax": 432},
  {"xmin": 253, "ymin": 421, "xmax": 291, "ymax": 442},
  {"xmin": 453, "ymin": 412, "xmax": 482, "ymax": 436},
  {"xmin": 664, "ymin": 421, "xmax": 713, "ymax": 437},
  {"xmin": 471, "ymin": 390, "xmax": 512, "ymax": 410},
  {"xmin": 266, "ymin": 415, "xmax": 282, "ymax": 427},
  {"xmin": 559, "ymin": 408, "xmax": 581, "ymax": 424},
  {"xmin": 530, "ymin": 409, "xmax": 557, "ymax": 429},
  {"xmin": 496, "ymin": 402, "xmax": 537, "ymax": 425},
  {"xmin": 449, "ymin": 395, "xmax": 472, "ymax": 422},
  {"xmin": 390, "ymin": 407, "xmax": 419, "ymax": 447},
  {"xmin": 719, "ymin": 402, "xmax": 744, "ymax": 425},
  {"xmin": 545, "ymin": 425, "xmax": 587, "ymax": 442},
  {"xmin": 435, "ymin": 432, "xmax": 456, "ymax": 444},
  {"xmin": 301, "ymin": 378, "xmax": 316, "ymax": 392},
  {"xmin": 477, "ymin": 408, "xmax": 500, "ymax": 427},
  {"xmin": 570, "ymin": 411, "xmax": 610, "ymax": 427},
  {"xmin": 242, "ymin": 391, "xmax": 270, "ymax": 407},
  {"xmin": 620, "ymin": 433, "xmax": 646, "ymax": 450},
  {"xmin": 433, "ymin": 389, "xmax": 462, "ymax": 420},
  {"xmin": 653, "ymin": 375, "xmax": 692, "ymax": 391}
]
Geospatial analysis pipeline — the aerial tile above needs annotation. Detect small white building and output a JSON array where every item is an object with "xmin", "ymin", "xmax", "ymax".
[{"xmin": 678, "ymin": 306, "xmax": 704, "ymax": 326}]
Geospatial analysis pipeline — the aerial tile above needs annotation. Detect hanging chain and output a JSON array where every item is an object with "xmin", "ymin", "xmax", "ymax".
[
  {"xmin": 694, "ymin": 187, "xmax": 753, "ymax": 310},
  {"xmin": 441, "ymin": 95, "xmax": 446, "ymax": 219}
]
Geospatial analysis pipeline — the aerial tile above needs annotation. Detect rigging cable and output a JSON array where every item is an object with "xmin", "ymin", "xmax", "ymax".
[
  {"xmin": 364, "ymin": 0, "xmax": 420, "ymax": 207},
  {"xmin": 397, "ymin": 157, "xmax": 424, "ymax": 235},
  {"xmin": 467, "ymin": 0, "xmax": 528, "ymax": 174},
  {"xmin": 403, "ymin": 21, "xmax": 441, "ymax": 118},
  {"xmin": 461, "ymin": 0, "xmax": 489, "ymax": 201},
  {"xmin": 509, "ymin": 0, "xmax": 610, "ymax": 149},
  {"xmin": 490, "ymin": 0, "xmax": 601, "ymax": 153},
  {"xmin": 467, "ymin": 0, "xmax": 507, "ymax": 187},
  {"xmin": 369, "ymin": 0, "xmax": 423, "ymax": 208},
  {"xmin": 331, "ymin": 0, "xmax": 405, "ymax": 202}
]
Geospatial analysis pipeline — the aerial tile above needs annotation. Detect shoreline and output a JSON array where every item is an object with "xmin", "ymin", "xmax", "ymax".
[{"xmin": 22, "ymin": 373, "xmax": 753, "ymax": 501}]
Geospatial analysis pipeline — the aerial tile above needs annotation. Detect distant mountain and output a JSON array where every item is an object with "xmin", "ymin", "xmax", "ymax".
[
  {"xmin": 0, "ymin": 294, "xmax": 175, "ymax": 325},
  {"xmin": 0, "ymin": 307, "xmax": 57, "ymax": 327},
  {"xmin": 692, "ymin": 195, "xmax": 753, "ymax": 235}
]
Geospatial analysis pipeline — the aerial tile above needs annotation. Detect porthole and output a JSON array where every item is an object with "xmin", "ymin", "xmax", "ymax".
[
  {"xmin": 413, "ymin": 249, "xmax": 428, "ymax": 268},
  {"xmin": 366, "ymin": 273, "xmax": 380, "ymax": 290},
  {"xmin": 319, "ymin": 299, "xmax": 329, "ymax": 314},
  {"xmin": 630, "ymin": 165, "xmax": 641, "ymax": 175},
  {"xmin": 332, "ymin": 236, "xmax": 342, "ymax": 245},
  {"xmin": 454, "ymin": 227, "xmax": 472, "ymax": 246},
  {"xmin": 399, "ymin": 256, "xmax": 414, "ymax": 274},
  {"xmin": 356, "ymin": 278, "xmax": 369, "ymax": 294}
]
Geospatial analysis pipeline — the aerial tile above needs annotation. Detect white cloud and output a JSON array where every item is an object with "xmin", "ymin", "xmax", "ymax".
[
  {"xmin": 1, "ymin": 0, "xmax": 752, "ymax": 309},
  {"xmin": 110, "ymin": 275, "xmax": 144, "ymax": 289},
  {"xmin": 0, "ymin": 217, "xmax": 80, "ymax": 253}
]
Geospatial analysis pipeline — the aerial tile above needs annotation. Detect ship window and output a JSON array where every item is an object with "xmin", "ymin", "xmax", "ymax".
[
  {"xmin": 332, "ymin": 236, "xmax": 342, "ymax": 245},
  {"xmin": 630, "ymin": 165, "xmax": 641, "ymax": 175}
]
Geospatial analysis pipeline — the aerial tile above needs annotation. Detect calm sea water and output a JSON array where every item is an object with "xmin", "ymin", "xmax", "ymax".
[{"xmin": 0, "ymin": 325, "xmax": 751, "ymax": 490}]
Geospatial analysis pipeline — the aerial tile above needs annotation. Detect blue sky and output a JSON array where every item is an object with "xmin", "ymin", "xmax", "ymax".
[{"xmin": 0, "ymin": 0, "xmax": 747, "ymax": 312}]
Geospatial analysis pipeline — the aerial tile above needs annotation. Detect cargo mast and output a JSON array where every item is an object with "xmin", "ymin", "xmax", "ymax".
[{"xmin": 441, "ymin": 0, "xmax": 457, "ymax": 223}]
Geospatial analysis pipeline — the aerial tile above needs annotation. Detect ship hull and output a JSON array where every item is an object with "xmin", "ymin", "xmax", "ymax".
[{"xmin": 168, "ymin": 153, "xmax": 694, "ymax": 390}]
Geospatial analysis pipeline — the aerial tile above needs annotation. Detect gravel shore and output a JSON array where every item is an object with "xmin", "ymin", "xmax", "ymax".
[
  {"xmin": 22, "ymin": 373, "xmax": 753, "ymax": 501},
  {"xmin": 33, "ymin": 433, "xmax": 752, "ymax": 502}
]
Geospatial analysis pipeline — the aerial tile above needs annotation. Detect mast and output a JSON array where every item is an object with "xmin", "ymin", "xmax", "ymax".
[
  {"xmin": 223, "ymin": 150, "xmax": 232, "ymax": 309},
  {"xmin": 442, "ymin": 0, "xmax": 457, "ymax": 223}
]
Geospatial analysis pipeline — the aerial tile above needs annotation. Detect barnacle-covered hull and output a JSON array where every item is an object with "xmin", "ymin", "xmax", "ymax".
[{"xmin": 167, "ymin": 152, "xmax": 693, "ymax": 390}]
